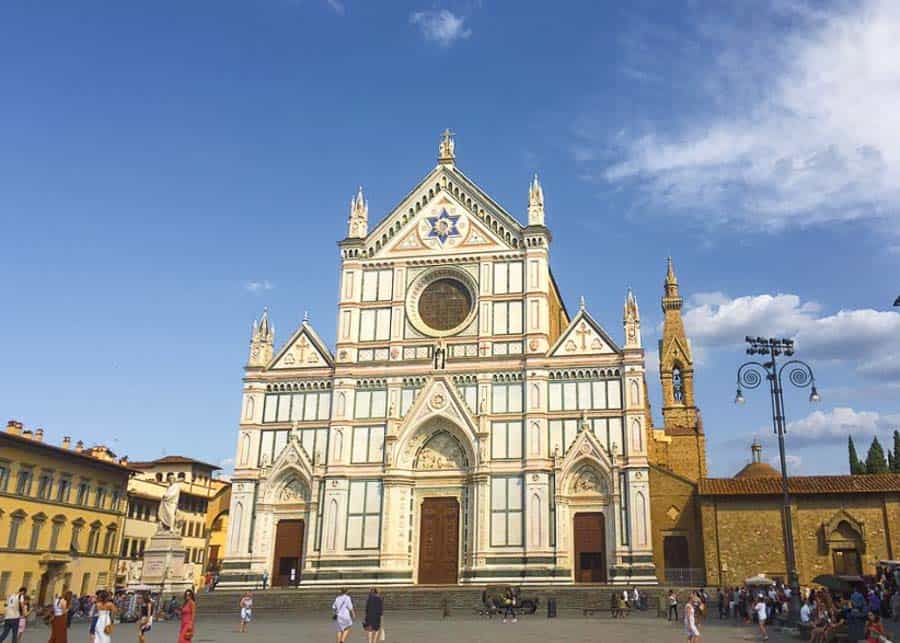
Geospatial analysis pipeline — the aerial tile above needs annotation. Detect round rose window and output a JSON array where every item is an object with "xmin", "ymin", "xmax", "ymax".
[{"xmin": 417, "ymin": 278, "xmax": 473, "ymax": 331}]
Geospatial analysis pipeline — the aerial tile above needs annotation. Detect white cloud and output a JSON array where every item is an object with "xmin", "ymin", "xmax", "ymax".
[
  {"xmin": 217, "ymin": 457, "xmax": 235, "ymax": 481},
  {"xmin": 785, "ymin": 407, "xmax": 899, "ymax": 445},
  {"xmin": 598, "ymin": 0, "xmax": 900, "ymax": 230},
  {"xmin": 682, "ymin": 291, "xmax": 900, "ymax": 380},
  {"xmin": 410, "ymin": 9, "xmax": 471, "ymax": 47},
  {"xmin": 244, "ymin": 280, "xmax": 274, "ymax": 293},
  {"xmin": 327, "ymin": 0, "xmax": 345, "ymax": 15}
]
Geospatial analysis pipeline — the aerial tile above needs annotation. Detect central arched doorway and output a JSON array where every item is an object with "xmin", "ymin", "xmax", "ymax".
[
  {"xmin": 272, "ymin": 519, "xmax": 305, "ymax": 587},
  {"xmin": 573, "ymin": 512, "xmax": 607, "ymax": 583},
  {"xmin": 418, "ymin": 497, "xmax": 460, "ymax": 584}
]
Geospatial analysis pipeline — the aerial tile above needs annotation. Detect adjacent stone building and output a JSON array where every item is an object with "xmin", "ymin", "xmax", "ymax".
[{"xmin": 699, "ymin": 442, "xmax": 900, "ymax": 587}]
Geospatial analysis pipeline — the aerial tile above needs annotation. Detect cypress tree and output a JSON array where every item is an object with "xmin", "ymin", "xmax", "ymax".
[
  {"xmin": 848, "ymin": 436, "xmax": 865, "ymax": 475},
  {"xmin": 865, "ymin": 436, "xmax": 889, "ymax": 474},
  {"xmin": 894, "ymin": 430, "xmax": 900, "ymax": 473},
  {"xmin": 890, "ymin": 449, "xmax": 896, "ymax": 472}
]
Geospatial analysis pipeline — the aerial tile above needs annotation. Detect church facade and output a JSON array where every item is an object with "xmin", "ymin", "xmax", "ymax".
[{"xmin": 221, "ymin": 132, "xmax": 704, "ymax": 587}]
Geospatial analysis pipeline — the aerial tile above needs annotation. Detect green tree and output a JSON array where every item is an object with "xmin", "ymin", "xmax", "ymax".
[
  {"xmin": 865, "ymin": 436, "xmax": 889, "ymax": 474},
  {"xmin": 848, "ymin": 436, "xmax": 865, "ymax": 474},
  {"xmin": 890, "ymin": 449, "xmax": 896, "ymax": 472},
  {"xmin": 893, "ymin": 430, "xmax": 900, "ymax": 473}
]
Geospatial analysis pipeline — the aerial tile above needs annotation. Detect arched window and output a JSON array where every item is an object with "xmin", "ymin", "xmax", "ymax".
[{"xmin": 672, "ymin": 367, "xmax": 684, "ymax": 402}]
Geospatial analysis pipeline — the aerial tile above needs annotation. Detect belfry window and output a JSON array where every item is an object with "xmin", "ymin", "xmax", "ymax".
[{"xmin": 672, "ymin": 368, "xmax": 684, "ymax": 402}]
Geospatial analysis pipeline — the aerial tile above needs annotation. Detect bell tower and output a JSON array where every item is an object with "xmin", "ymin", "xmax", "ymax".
[{"xmin": 658, "ymin": 257, "xmax": 698, "ymax": 430}]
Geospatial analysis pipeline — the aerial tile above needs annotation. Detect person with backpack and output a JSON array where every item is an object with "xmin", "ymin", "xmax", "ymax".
[{"xmin": 1, "ymin": 588, "xmax": 25, "ymax": 643}]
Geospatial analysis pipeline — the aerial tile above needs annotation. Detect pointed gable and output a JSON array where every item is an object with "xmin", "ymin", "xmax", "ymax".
[
  {"xmin": 364, "ymin": 165, "xmax": 525, "ymax": 258},
  {"xmin": 548, "ymin": 306, "xmax": 621, "ymax": 357},
  {"xmin": 269, "ymin": 320, "xmax": 334, "ymax": 370},
  {"xmin": 398, "ymin": 375, "xmax": 479, "ymax": 441}
]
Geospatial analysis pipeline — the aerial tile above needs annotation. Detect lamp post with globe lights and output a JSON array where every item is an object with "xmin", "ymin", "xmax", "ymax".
[{"xmin": 734, "ymin": 336, "xmax": 819, "ymax": 623}]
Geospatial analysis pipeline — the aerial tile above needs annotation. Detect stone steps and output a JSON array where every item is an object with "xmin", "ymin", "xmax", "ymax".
[{"xmin": 195, "ymin": 586, "xmax": 682, "ymax": 615}]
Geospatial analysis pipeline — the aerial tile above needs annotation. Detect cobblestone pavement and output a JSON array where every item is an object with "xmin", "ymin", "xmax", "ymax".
[{"xmin": 50, "ymin": 612, "xmax": 900, "ymax": 643}]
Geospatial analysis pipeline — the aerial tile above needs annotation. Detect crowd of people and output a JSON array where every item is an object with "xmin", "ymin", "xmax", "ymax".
[
  {"xmin": 0, "ymin": 587, "xmax": 197, "ymax": 643},
  {"xmin": 661, "ymin": 569, "xmax": 899, "ymax": 643}
]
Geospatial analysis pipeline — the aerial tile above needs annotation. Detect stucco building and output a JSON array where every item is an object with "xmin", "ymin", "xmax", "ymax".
[{"xmin": 0, "ymin": 421, "xmax": 132, "ymax": 602}]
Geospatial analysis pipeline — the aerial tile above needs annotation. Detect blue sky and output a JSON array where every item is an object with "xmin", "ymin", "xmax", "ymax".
[{"xmin": 2, "ymin": 0, "xmax": 899, "ymax": 477}]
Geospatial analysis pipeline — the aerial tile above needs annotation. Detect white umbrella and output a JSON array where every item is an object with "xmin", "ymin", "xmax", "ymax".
[{"xmin": 745, "ymin": 575, "xmax": 775, "ymax": 586}]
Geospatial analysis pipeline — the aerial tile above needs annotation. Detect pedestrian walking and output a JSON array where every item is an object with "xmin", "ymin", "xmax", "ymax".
[
  {"xmin": 16, "ymin": 596, "xmax": 30, "ymax": 643},
  {"xmin": 684, "ymin": 593, "xmax": 701, "ymax": 643},
  {"xmin": 331, "ymin": 588, "xmax": 354, "ymax": 643},
  {"xmin": 363, "ymin": 588, "xmax": 383, "ymax": 643},
  {"xmin": 136, "ymin": 593, "xmax": 153, "ymax": 643},
  {"xmin": 753, "ymin": 595, "xmax": 768, "ymax": 641},
  {"xmin": 238, "ymin": 592, "xmax": 253, "ymax": 634},
  {"xmin": 91, "ymin": 591, "xmax": 116, "ymax": 643},
  {"xmin": 48, "ymin": 590, "xmax": 72, "ymax": 643},
  {"xmin": 177, "ymin": 590, "xmax": 195, "ymax": 643},
  {"xmin": 261, "ymin": 572, "xmax": 268, "ymax": 591},
  {"xmin": 1, "ymin": 587, "xmax": 25, "ymax": 643},
  {"xmin": 501, "ymin": 587, "xmax": 518, "ymax": 623},
  {"xmin": 667, "ymin": 589, "xmax": 678, "ymax": 622}
]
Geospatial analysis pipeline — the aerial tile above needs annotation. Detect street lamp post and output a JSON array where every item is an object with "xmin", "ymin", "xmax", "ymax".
[{"xmin": 734, "ymin": 336, "xmax": 819, "ymax": 623}]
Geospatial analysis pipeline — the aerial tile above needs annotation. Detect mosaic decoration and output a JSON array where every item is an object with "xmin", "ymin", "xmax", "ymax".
[{"xmin": 426, "ymin": 209, "xmax": 461, "ymax": 245}]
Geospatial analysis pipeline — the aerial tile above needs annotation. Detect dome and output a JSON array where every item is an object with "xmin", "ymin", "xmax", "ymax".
[
  {"xmin": 734, "ymin": 439, "xmax": 780, "ymax": 478},
  {"xmin": 734, "ymin": 461, "xmax": 780, "ymax": 479}
]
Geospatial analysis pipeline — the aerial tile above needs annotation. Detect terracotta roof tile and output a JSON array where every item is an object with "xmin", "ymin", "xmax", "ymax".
[{"xmin": 699, "ymin": 473, "xmax": 900, "ymax": 496}]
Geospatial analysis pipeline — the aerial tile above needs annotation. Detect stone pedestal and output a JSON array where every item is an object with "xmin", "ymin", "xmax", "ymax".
[{"xmin": 135, "ymin": 529, "xmax": 192, "ymax": 595}]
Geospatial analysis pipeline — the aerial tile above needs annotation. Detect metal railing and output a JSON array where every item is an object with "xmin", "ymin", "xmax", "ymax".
[{"xmin": 663, "ymin": 568, "xmax": 706, "ymax": 586}]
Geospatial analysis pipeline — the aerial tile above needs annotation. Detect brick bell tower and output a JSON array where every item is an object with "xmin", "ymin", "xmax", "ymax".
[{"xmin": 656, "ymin": 257, "xmax": 706, "ymax": 479}]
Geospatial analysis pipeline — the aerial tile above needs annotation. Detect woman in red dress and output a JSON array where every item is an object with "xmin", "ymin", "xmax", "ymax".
[{"xmin": 178, "ymin": 590, "xmax": 196, "ymax": 643}]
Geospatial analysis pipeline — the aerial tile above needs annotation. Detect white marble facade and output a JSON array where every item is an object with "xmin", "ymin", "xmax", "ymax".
[{"xmin": 221, "ymin": 133, "xmax": 656, "ymax": 587}]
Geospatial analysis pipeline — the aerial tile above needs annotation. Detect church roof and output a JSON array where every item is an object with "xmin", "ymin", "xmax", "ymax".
[
  {"xmin": 733, "ymin": 461, "xmax": 780, "ymax": 479},
  {"xmin": 699, "ymin": 473, "xmax": 900, "ymax": 496}
]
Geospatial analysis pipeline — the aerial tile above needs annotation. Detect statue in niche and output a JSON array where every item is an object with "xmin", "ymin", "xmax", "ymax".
[{"xmin": 415, "ymin": 432, "xmax": 466, "ymax": 470}]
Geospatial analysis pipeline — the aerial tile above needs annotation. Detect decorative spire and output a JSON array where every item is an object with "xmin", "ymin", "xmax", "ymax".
[
  {"xmin": 662, "ymin": 256, "xmax": 683, "ymax": 311},
  {"xmin": 623, "ymin": 288, "xmax": 642, "ymax": 348},
  {"xmin": 303, "ymin": 310, "xmax": 309, "ymax": 323},
  {"xmin": 248, "ymin": 307, "xmax": 274, "ymax": 367},
  {"xmin": 438, "ymin": 128, "xmax": 456, "ymax": 165},
  {"xmin": 579, "ymin": 295, "xmax": 586, "ymax": 311},
  {"xmin": 528, "ymin": 173, "xmax": 545, "ymax": 226},
  {"xmin": 347, "ymin": 186, "xmax": 368, "ymax": 238}
]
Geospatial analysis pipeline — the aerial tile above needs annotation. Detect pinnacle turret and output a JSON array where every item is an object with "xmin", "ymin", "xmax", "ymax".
[
  {"xmin": 528, "ymin": 174, "xmax": 545, "ymax": 226},
  {"xmin": 249, "ymin": 307, "xmax": 274, "ymax": 367},
  {"xmin": 347, "ymin": 186, "xmax": 368, "ymax": 238}
]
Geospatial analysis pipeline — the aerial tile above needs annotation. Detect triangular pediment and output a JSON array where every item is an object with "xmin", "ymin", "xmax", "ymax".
[
  {"xmin": 398, "ymin": 376, "xmax": 479, "ymax": 443},
  {"xmin": 560, "ymin": 428, "xmax": 615, "ymax": 485},
  {"xmin": 549, "ymin": 307, "xmax": 621, "ymax": 357},
  {"xmin": 269, "ymin": 321, "xmax": 334, "ymax": 370},
  {"xmin": 365, "ymin": 165, "xmax": 524, "ymax": 258},
  {"xmin": 661, "ymin": 335, "xmax": 692, "ymax": 366},
  {"xmin": 261, "ymin": 436, "xmax": 314, "ymax": 504}
]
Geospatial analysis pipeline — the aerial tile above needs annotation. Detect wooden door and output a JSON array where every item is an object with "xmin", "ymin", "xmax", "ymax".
[
  {"xmin": 272, "ymin": 519, "xmax": 304, "ymax": 587},
  {"xmin": 573, "ymin": 512, "xmax": 606, "ymax": 583},
  {"xmin": 418, "ymin": 498, "xmax": 459, "ymax": 585}
]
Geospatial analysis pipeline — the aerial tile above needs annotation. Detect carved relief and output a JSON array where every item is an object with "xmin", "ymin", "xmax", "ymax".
[
  {"xmin": 572, "ymin": 466, "xmax": 608, "ymax": 495},
  {"xmin": 415, "ymin": 431, "xmax": 468, "ymax": 470},
  {"xmin": 278, "ymin": 477, "xmax": 308, "ymax": 503}
]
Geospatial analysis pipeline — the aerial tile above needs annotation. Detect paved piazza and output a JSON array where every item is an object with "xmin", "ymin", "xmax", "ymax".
[{"xmin": 49, "ymin": 612, "xmax": 900, "ymax": 643}]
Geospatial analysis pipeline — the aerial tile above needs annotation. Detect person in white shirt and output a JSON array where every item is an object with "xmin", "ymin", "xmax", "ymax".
[
  {"xmin": 1, "ymin": 589, "xmax": 25, "ymax": 643},
  {"xmin": 754, "ymin": 596, "xmax": 769, "ymax": 641},
  {"xmin": 800, "ymin": 600, "xmax": 811, "ymax": 624},
  {"xmin": 684, "ymin": 593, "xmax": 700, "ymax": 642}
]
